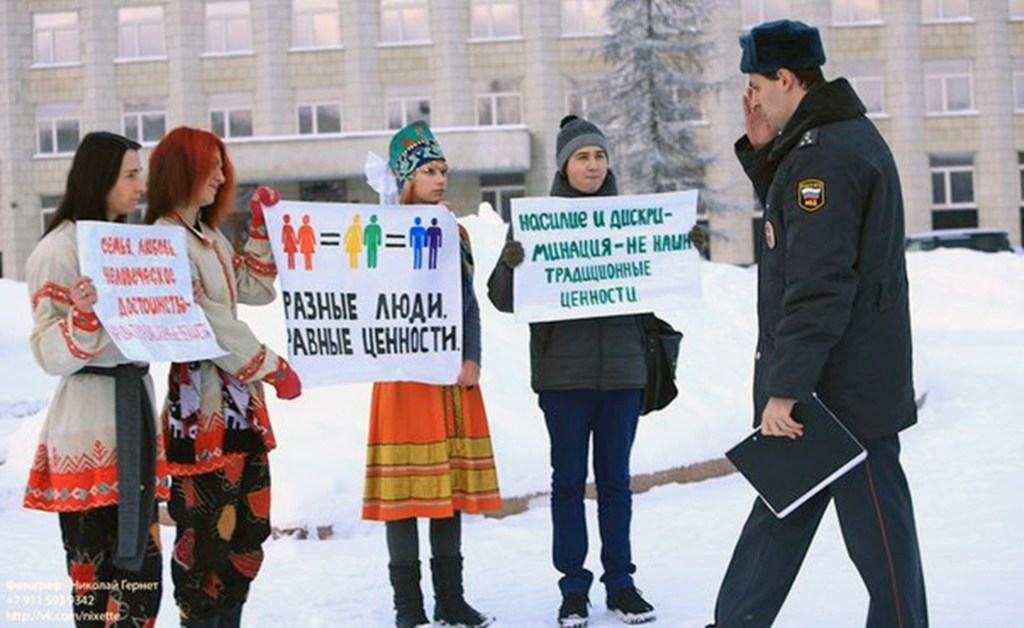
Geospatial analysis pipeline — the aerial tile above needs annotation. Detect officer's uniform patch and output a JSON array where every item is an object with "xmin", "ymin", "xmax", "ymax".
[{"xmin": 798, "ymin": 179, "xmax": 825, "ymax": 212}]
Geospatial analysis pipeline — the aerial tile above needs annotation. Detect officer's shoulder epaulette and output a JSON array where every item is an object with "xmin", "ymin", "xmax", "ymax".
[{"xmin": 798, "ymin": 128, "xmax": 819, "ymax": 149}]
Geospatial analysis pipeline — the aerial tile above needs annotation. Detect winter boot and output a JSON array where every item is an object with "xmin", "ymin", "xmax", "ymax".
[
  {"xmin": 607, "ymin": 587, "xmax": 656, "ymax": 624},
  {"xmin": 431, "ymin": 556, "xmax": 494, "ymax": 627},
  {"xmin": 218, "ymin": 604, "xmax": 243, "ymax": 628},
  {"xmin": 389, "ymin": 561, "xmax": 430, "ymax": 628}
]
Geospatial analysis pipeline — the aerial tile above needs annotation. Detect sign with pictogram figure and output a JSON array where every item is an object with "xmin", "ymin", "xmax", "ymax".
[{"xmin": 265, "ymin": 202, "xmax": 462, "ymax": 387}]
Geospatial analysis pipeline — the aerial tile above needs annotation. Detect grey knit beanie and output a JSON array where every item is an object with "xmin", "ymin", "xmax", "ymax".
[{"xmin": 556, "ymin": 115, "xmax": 608, "ymax": 173}]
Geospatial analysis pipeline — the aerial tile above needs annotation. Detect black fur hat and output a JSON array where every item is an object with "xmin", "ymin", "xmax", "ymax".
[{"xmin": 739, "ymin": 19, "xmax": 825, "ymax": 74}]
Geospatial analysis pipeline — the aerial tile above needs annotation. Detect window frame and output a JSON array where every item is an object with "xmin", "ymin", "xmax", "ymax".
[
  {"xmin": 380, "ymin": 0, "xmax": 431, "ymax": 45},
  {"xmin": 204, "ymin": 1, "xmax": 254, "ymax": 56},
  {"xmin": 36, "ymin": 105, "xmax": 81, "ymax": 156},
  {"xmin": 122, "ymin": 102, "xmax": 167, "ymax": 145},
  {"xmin": 385, "ymin": 95, "xmax": 432, "ymax": 130},
  {"xmin": 929, "ymin": 155, "xmax": 975, "ymax": 210},
  {"xmin": 32, "ymin": 11, "xmax": 80, "ymax": 67},
  {"xmin": 291, "ymin": 0, "xmax": 342, "ymax": 50},
  {"xmin": 296, "ymin": 102, "xmax": 343, "ymax": 135},
  {"xmin": 921, "ymin": 0, "xmax": 972, "ymax": 23},
  {"xmin": 830, "ymin": 0, "xmax": 883, "ymax": 26},
  {"xmin": 561, "ymin": 0, "xmax": 609, "ymax": 37},
  {"xmin": 117, "ymin": 6, "xmax": 167, "ymax": 61},
  {"xmin": 740, "ymin": 0, "xmax": 791, "ymax": 29},
  {"xmin": 470, "ymin": 0, "xmax": 522, "ymax": 40},
  {"xmin": 923, "ymin": 60, "xmax": 975, "ymax": 115}
]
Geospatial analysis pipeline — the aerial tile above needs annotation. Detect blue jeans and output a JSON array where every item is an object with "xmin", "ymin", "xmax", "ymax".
[{"xmin": 539, "ymin": 388, "xmax": 643, "ymax": 596}]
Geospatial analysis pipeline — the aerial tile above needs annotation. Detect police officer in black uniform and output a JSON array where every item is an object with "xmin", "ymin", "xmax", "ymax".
[{"xmin": 708, "ymin": 20, "xmax": 928, "ymax": 628}]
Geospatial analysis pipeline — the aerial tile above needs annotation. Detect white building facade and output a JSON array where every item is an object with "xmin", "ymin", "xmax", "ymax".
[{"xmin": 1, "ymin": 0, "xmax": 1022, "ymax": 279}]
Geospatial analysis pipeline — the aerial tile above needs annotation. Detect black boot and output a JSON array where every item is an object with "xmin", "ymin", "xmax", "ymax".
[
  {"xmin": 431, "ymin": 556, "xmax": 494, "ymax": 627},
  {"xmin": 389, "ymin": 561, "xmax": 430, "ymax": 628},
  {"xmin": 218, "ymin": 604, "xmax": 243, "ymax": 628}
]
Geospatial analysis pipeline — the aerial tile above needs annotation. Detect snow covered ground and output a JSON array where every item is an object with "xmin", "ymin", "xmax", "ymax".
[{"xmin": 0, "ymin": 215, "xmax": 1022, "ymax": 626}]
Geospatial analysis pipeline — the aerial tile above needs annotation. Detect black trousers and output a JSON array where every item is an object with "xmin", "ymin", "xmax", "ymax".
[
  {"xmin": 59, "ymin": 505, "xmax": 162, "ymax": 627},
  {"xmin": 713, "ymin": 435, "xmax": 928, "ymax": 628},
  {"xmin": 168, "ymin": 453, "xmax": 271, "ymax": 620}
]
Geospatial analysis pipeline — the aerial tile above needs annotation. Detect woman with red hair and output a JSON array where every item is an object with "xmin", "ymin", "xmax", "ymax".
[{"xmin": 145, "ymin": 126, "xmax": 301, "ymax": 628}]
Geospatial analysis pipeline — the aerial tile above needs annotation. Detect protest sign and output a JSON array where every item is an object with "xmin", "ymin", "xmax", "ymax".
[
  {"xmin": 76, "ymin": 221, "xmax": 224, "ymax": 362},
  {"xmin": 265, "ymin": 202, "xmax": 463, "ymax": 387},
  {"xmin": 511, "ymin": 190, "xmax": 701, "ymax": 322}
]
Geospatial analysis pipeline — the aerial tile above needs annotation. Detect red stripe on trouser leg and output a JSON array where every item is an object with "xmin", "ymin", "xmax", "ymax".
[{"xmin": 865, "ymin": 460, "xmax": 905, "ymax": 628}]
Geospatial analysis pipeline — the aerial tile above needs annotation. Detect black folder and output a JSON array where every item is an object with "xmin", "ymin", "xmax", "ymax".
[{"xmin": 726, "ymin": 394, "xmax": 867, "ymax": 518}]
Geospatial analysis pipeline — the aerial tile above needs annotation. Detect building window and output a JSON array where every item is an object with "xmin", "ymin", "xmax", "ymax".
[
  {"xmin": 481, "ymin": 173, "xmax": 526, "ymax": 222},
  {"xmin": 118, "ymin": 6, "xmax": 165, "ymax": 59},
  {"xmin": 924, "ymin": 60, "xmax": 974, "ymax": 114},
  {"xmin": 741, "ymin": 0, "xmax": 790, "ymax": 29},
  {"xmin": 562, "ymin": 0, "xmax": 607, "ymax": 35},
  {"xmin": 471, "ymin": 0, "xmax": 520, "ymax": 39},
  {"xmin": 838, "ymin": 62, "xmax": 885, "ymax": 114},
  {"xmin": 922, "ymin": 0, "xmax": 971, "ymax": 22},
  {"xmin": 40, "ymin": 195, "xmax": 63, "ymax": 236},
  {"xmin": 293, "ymin": 0, "xmax": 341, "ymax": 49},
  {"xmin": 36, "ymin": 104, "xmax": 81, "ymax": 155},
  {"xmin": 386, "ymin": 95, "xmax": 432, "ymax": 129},
  {"xmin": 123, "ymin": 102, "xmax": 167, "ymax": 144},
  {"xmin": 566, "ymin": 79, "xmax": 605, "ymax": 121},
  {"xmin": 476, "ymin": 79, "xmax": 523, "ymax": 126},
  {"xmin": 381, "ymin": 0, "xmax": 430, "ymax": 44},
  {"xmin": 205, "ymin": 1, "xmax": 252, "ymax": 54},
  {"xmin": 831, "ymin": 0, "xmax": 882, "ymax": 25},
  {"xmin": 930, "ymin": 153, "xmax": 977, "ymax": 228},
  {"xmin": 297, "ymin": 103, "xmax": 342, "ymax": 134},
  {"xmin": 209, "ymin": 94, "xmax": 253, "ymax": 138},
  {"xmin": 33, "ymin": 12, "xmax": 79, "ymax": 66},
  {"xmin": 1013, "ymin": 0, "xmax": 1024, "ymax": 19}
]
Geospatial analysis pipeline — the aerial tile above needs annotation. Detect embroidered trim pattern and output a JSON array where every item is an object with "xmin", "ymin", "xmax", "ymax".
[
  {"xmin": 244, "ymin": 253, "xmax": 277, "ymax": 277},
  {"xmin": 32, "ymin": 281, "xmax": 72, "ymax": 309},
  {"xmin": 71, "ymin": 307, "xmax": 100, "ymax": 332},
  {"xmin": 59, "ymin": 319, "xmax": 98, "ymax": 360},
  {"xmin": 235, "ymin": 345, "xmax": 267, "ymax": 383}
]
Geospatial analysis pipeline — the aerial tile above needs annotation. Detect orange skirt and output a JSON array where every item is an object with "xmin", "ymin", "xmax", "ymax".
[{"xmin": 363, "ymin": 382, "xmax": 501, "ymax": 521}]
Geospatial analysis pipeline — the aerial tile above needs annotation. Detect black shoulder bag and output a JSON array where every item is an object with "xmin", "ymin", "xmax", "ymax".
[{"xmin": 640, "ymin": 314, "xmax": 683, "ymax": 416}]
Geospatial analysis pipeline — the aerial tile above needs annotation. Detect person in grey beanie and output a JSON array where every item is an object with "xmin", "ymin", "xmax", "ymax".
[{"xmin": 488, "ymin": 115, "xmax": 657, "ymax": 627}]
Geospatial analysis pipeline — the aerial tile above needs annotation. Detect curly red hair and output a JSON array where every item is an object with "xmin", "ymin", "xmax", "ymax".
[{"xmin": 144, "ymin": 126, "xmax": 237, "ymax": 228}]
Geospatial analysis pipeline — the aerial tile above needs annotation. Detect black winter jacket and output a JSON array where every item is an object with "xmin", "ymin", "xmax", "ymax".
[
  {"xmin": 486, "ymin": 170, "xmax": 647, "ymax": 393},
  {"xmin": 739, "ymin": 78, "xmax": 917, "ymax": 440}
]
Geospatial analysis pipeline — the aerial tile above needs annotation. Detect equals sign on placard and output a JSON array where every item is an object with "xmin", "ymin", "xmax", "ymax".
[
  {"xmin": 320, "ymin": 232, "xmax": 340, "ymax": 247},
  {"xmin": 385, "ymin": 233, "xmax": 406, "ymax": 248}
]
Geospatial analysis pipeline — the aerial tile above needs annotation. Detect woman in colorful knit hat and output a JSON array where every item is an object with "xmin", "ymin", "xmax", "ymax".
[
  {"xmin": 144, "ymin": 126, "xmax": 302, "ymax": 628},
  {"xmin": 25, "ymin": 131, "xmax": 169, "ymax": 628},
  {"xmin": 363, "ymin": 121, "xmax": 501, "ymax": 628}
]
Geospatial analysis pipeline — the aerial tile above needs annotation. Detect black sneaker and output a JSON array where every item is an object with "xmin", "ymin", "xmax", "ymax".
[
  {"xmin": 607, "ymin": 587, "xmax": 656, "ymax": 624},
  {"xmin": 558, "ymin": 591, "xmax": 590, "ymax": 627}
]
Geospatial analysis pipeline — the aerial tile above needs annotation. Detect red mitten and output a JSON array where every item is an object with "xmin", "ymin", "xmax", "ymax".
[
  {"xmin": 265, "ymin": 358, "xmax": 302, "ymax": 400},
  {"xmin": 247, "ymin": 186, "xmax": 281, "ymax": 239}
]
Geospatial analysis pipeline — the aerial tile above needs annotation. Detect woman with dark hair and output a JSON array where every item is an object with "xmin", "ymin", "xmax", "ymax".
[
  {"xmin": 145, "ymin": 126, "xmax": 301, "ymax": 628},
  {"xmin": 363, "ymin": 121, "xmax": 501, "ymax": 628},
  {"xmin": 25, "ymin": 131, "xmax": 169, "ymax": 627}
]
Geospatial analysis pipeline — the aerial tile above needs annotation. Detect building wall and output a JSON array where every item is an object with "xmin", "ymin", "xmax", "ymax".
[{"xmin": 2, "ymin": 0, "xmax": 1023, "ymax": 279}]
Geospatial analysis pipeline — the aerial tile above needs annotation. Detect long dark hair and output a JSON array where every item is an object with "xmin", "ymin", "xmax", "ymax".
[{"xmin": 43, "ymin": 131, "xmax": 142, "ymax": 236}]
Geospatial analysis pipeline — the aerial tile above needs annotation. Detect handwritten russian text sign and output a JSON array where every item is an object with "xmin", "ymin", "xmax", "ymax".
[
  {"xmin": 77, "ymin": 221, "xmax": 224, "ymax": 362},
  {"xmin": 511, "ymin": 190, "xmax": 700, "ymax": 323},
  {"xmin": 265, "ymin": 202, "xmax": 462, "ymax": 387}
]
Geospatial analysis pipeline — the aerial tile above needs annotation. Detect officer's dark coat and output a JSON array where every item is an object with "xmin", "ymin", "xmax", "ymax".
[{"xmin": 737, "ymin": 78, "xmax": 917, "ymax": 440}]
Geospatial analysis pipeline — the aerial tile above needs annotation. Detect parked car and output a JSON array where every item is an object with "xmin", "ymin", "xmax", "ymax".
[{"xmin": 905, "ymin": 227, "xmax": 1014, "ymax": 253}]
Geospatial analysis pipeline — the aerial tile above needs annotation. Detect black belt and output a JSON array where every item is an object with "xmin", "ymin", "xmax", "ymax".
[{"xmin": 78, "ymin": 363, "xmax": 155, "ymax": 572}]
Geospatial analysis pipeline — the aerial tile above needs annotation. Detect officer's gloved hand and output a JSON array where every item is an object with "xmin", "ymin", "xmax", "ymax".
[
  {"xmin": 502, "ymin": 240, "xmax": 525, "ymax": 268},
  {"xmin": 688, "ymin": 224, "xmax": 708, "ymax": 254}
]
